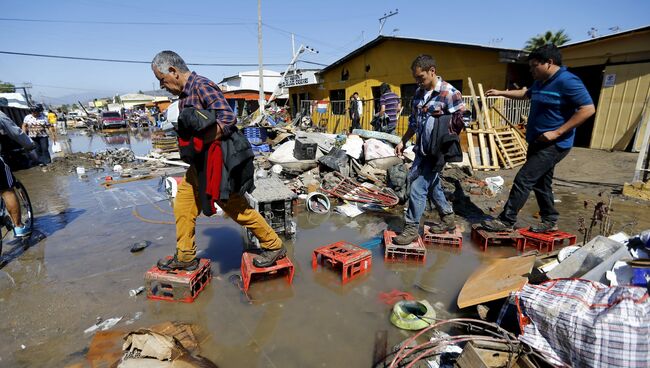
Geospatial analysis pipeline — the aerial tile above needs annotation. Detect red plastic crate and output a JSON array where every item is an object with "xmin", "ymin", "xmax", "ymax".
[
  {"xmin": 517, "ymin": 228, "xmax": 577, "ymax": 252},
  {"xmin": 422, "ymin": 224, "xmax": 463, "ymax": 248},
  {"xmin": 241, "ymin": 252, "xmax": 294, "ymax": 292},
  {"xmin": 145, "ymin": 258, "xmax": 211, "ymax": 303},
  {"xmin": 383, "ymin": 230, "xmax": 427, "ymax": 262},
  {"xmin": 471, "ymin": 225, "xmax": 526, "ymax": 251},
  {"xmin": 312, "ymin": 241, "xmax": 372, "ymax": 283}
]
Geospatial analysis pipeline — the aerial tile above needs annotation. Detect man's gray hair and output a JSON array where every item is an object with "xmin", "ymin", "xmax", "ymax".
[{"xmin": 152, "ymin": 51, "xmax": 190, "ymax": 74}]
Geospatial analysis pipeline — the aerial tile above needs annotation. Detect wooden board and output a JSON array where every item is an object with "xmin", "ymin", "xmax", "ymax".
[{"xmin": 457, "ymin": 254, "xmax": 535, "ymax": 308}]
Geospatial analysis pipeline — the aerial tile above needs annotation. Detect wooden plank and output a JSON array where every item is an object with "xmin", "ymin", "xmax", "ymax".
[
  {"xmin": 466, "ymin": 131, "xmax": 478, "ymax": 168},
  {"xmin": 478, "ymin": 132, "xmax": 489, "ymax": 166},
  {"xmin": 493, "ymin": 132, "xmax": 513, "ymax": 168},
  {"xmin": 479, "ymin": 83, "xmax": 499, "ymax": 167},
  {"xmin": 492, "ymin": 106, "xmax": 526, "ymax": 139},
  {"xmin": 457, "ymin": 254, "xmax": 536, "ymax": 309},
  {"xmin": 468, "ymin": 78, "xmax": 485, "ymax": 130}
]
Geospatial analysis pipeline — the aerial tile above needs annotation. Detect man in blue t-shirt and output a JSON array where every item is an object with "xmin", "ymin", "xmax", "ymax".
[{"xmin": 481, "ymin": 45, "xmax": 595, "ymax": 233}]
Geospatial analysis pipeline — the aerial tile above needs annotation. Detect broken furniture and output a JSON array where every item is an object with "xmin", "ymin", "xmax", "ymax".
[
  {"xmin": 383, "ymin": 230, "xmax": 427, "ymax": 262},
  {"xmin": 241, "ymin": 252, "xmax": 294, "ymax": 292},
  {"xmin": 320, "ymin": 171, "xmax": 399, "ymax": 207},
  {"xmin": 518, "ymin": 228, "xmax": 577, "ymax": 252},
  {"xmin": 422, "ymin": 223, "xmax": 463, "ymax": 249},
  {"xmin": 312, "ymin": 241, "xmax": 372, "ymax": 283},
  {"xmin": 457, "ymin": 254, "xmax": 536, "ymax": 309},
  {"xmin": 145, "ymin": 258, "xmax": 212, "ymax": 303},
  {"xmin": 246, "ymin": 177, "xmax": 297, "ymax": 237},
  {"xmin": 471, "ymin": 224, "xmax": 526, "ymax": 251},
  {"xmin": 294, "ymin": 133, "xmax": 318, "ymax": 160}
]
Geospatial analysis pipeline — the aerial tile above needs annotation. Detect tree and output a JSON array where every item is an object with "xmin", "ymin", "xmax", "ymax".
[
  {"xmin": 0, "ymin": 80, "xmax": 15, "ymax": 93},
  {"xmin": 524, "ymin": 30, "xmax": 570, "ymax": 52}
]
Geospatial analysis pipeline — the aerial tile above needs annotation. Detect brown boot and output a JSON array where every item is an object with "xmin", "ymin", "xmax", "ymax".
[
  {"xmin": 429, "ymin": 213, "xmax": 456, "ymax": 233},
  {"xmin": 393, "ymin": 223, "xmax": 419, "ymax": 245}
]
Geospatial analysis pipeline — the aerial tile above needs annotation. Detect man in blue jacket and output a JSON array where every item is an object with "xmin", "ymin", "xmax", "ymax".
[{"xmin": 482, "ymin": 45, "xmax": 595, "ymax": 233}]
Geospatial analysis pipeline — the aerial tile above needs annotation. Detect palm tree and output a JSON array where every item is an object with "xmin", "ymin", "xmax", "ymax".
[{"xmin": 524, "ymin": 30, "xmax": 571, "ymax": 51}]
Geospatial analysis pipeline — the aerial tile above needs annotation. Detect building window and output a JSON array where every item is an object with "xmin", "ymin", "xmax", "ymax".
[
  {"xmin": 400, "ymin": 83, "xmax": 418, "ymax": 116},
  {"xmin": 329, "ymin": 89, "xmax": 346, "ymax": 115}
]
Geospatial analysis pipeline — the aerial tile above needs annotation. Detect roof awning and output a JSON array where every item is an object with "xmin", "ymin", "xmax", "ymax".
[{"xmin": 222, "ymin": 91, "xmax": 271, "ymax": 101}]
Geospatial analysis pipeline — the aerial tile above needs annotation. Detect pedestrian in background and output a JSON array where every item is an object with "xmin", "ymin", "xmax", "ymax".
[
  {"xmin": 23, "ymin": 106, "xmax": 56, "ymax": 166},
  {"xmin": 375, "ymin": 83, "xmax": 401, "ymax": 135},
  {"xmin": 348, "ymin": 92, "xmax": 362, "ymax": 132}
]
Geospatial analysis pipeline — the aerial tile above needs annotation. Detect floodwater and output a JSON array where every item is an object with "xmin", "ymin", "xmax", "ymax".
[{"xmin": 0, "ymin": 130, "xmax": 649, "ymax": 367}]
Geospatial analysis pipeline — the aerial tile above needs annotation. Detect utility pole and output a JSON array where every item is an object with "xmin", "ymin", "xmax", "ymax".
[
  {"xmin": 291, "ymin": 33, "xmax": 296, "ymax": 61},
  {"xmin": 257, "ymin": 0, "xmax": 265, "ymax": 109},
  {"xmin": 378, "ymin": 9, "xmax": 398, "ymax": 36}
]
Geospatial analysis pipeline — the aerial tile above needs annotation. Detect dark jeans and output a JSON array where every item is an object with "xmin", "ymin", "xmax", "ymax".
[
  {"xmin": 350, "ymin": 117, "xmax": 361, "ymax": 132},
  {"xmin": 33, "ymin": 136, "xmax": 51, "ymax": 165},
  {"xmin": 499, "ymin": 142, "xmax": 570, "ymax": 225}
]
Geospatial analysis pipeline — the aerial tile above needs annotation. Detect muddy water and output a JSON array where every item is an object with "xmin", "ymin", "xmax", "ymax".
[{"xmin": 1, "ymin": 132, "xmax": 649, "ymax": 367}]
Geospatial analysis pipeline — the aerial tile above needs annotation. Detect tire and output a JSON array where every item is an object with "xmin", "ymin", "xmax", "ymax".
[{"xmin": 13, "ymin": 181, "xmax": 34, "ymax": 235}]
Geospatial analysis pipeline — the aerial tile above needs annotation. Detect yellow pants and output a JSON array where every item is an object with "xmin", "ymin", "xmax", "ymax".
[{"xmin": 174, "ymin": 165, "xmax": 282, "ymax": 262}]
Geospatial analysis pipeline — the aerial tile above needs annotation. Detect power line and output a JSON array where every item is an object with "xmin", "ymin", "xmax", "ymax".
[
  {"xmin": 0, "ymin": 17, "xmax": 254, "ymax": 26},
  {"xmin": 0, "ymin": 50, "xmax": 289, "ymax": 66}
]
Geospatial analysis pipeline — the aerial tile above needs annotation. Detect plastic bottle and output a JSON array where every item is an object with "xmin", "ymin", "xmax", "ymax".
[{"xmin": 129, "ymin": 286, "xmax": 145, "ymax": 297}]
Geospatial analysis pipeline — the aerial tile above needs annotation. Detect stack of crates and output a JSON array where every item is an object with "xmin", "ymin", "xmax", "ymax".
[{"xmin": 243, "ymin": 127, "xmax": 269, "ymax": 155}]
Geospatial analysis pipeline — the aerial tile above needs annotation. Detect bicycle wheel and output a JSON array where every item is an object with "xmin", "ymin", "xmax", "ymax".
[{"xmin": 13, "ymin": 181, "xmax": 34, "ymax": 234}]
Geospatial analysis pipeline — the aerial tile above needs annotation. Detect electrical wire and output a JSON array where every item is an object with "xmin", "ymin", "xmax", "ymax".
[
  {"xmin": 0, "ymin": 50, "xmax": 289, "ymax": 67},
  {"xmin": 0, "ymin": 17, "xmax": 254, "ymax": 26}
]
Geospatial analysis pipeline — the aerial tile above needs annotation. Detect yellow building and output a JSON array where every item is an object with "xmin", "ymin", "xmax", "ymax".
[
  {"xmin": 560, "ymin": 25, "xmax": 650, "ymax": 151},
  {"xmin": 288, "ymin": 35, "xmax": 525, "ymax": 134}
]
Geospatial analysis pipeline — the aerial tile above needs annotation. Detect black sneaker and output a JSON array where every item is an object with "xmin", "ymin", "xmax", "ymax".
[
  {"xmin": 480, "ymin": 219, "xmax": 514, "ymax": 232},
  {"xmin": 253, "ymin": 247, "xmax": 287, "ymax": 268},
  {"xmin": 157, "ymin": 255, "xmax": 199, "ymax": 271},
  {"xmin": 529, "ymin": 221, "xmax": 558, "ymax": 233},
  {"xmin": 393, "ymin": 223, "xmax": 419, "ymax": 245}
]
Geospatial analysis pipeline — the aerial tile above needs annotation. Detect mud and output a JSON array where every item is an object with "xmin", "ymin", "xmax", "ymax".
[{"xmin": 0, "ymin": 131, "xmax": 648, "ymax": 367}]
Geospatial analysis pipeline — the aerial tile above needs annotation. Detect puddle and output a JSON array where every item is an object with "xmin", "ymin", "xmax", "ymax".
[{"xmin": 0, "ymin": 131, "xmax": 648, "ymax": 367}]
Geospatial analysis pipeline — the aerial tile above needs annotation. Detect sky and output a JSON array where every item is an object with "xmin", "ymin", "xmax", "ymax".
[{"xmin": 2, "ymin": 0, "xmax": 649, "ymax": 105}]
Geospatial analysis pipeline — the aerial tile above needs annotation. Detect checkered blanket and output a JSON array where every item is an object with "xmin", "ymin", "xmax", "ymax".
[{"xmin": 516, "ymin": 279, "xmax": 650, "ymax": 367}]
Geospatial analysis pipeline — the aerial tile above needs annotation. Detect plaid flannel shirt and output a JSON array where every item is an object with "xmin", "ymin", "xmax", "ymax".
[
  {"xmin": 179, "ymin": 71, "xmax": 236, "ymax": 138},
  {"xmin": 408, "ymin": 77, "xmax": 464, "ymax": 132}
]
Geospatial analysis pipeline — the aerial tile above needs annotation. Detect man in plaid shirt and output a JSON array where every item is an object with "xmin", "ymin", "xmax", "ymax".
[
  {"xmin": 151, "ymin": 50, "xmax": 285, "ymax": 271},
  {"xmin": 393, "ymin": 54, "xmax": 465, "ymax": 245}
]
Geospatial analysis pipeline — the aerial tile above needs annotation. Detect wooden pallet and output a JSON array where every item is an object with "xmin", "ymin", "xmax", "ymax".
[{"xmin": 467, "ymin": 78, "xmax": 499, "ymax": 170}]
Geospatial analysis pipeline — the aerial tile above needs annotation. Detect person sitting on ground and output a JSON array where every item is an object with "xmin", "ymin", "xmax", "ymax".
[
  {"xmin": 151, "ymin": 50, "xmax": 286, "ymax": 271},
  {"xmin": 0, "ymin": 111, "xmax": 37, "ymax": 237},
  {"xmin": 393, "ymin": 54, "xmax": 465, "ymax": 245},
  {"xmin": 22, "ymin": 106, "xmax": 56, "ymax": 166},
  {"xmin": 481, "ymin": 44, "xmax": 595, "ymax": 233}
]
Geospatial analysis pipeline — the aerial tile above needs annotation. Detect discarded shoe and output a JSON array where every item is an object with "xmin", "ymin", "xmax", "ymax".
[
  {"xmin": 529, "ymin": 221, "xmax": 558, "ymax": 233},
  {"xmin": 429, "ymin": 213, "xmax": 456, "ymax": 233},
  {"xmin": 393, "ymin": 223, "xmax": 419, "ymax": 245},
  {"xmin": 157, "ymin": 255, "xmax": 198, "ymax": 271},
  {"xmin": 13, "ymin": 225, "xmax": 31, "ymax": 238},
  {"xmin": 480, "ymin": 219, "xmax": 514, "ymax": 232},
  {"xmin": 253, "ymin": 247, "xmax": 287, "ymax": 268}
]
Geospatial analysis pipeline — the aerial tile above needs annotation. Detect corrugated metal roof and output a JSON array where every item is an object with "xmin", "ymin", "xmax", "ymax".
[{"xmin": 560, "ymin": 25, "xmax": 650, "ymax": 48}]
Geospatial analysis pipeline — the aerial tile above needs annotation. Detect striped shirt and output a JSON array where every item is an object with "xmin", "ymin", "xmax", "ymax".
[
  {"xmin": 23, "ymin": 114, "xmax": 51, "ymax": 138},
  {"xmin": 179, "ymin": 71, "xmax": 237, "ymax": 138},
  {"xmin": 380, "ymin": 92, "xmax": 400, "ymax": 129}
]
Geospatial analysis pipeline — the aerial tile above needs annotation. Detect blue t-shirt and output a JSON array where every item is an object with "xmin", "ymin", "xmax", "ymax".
[{"xmin": 525, "ymin": 67, "xmax": 593, "ymax": 149}]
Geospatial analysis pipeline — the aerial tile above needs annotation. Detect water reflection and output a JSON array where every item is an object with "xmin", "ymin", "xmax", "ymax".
[{"xmin": 66, "ymin": 129, "xmax": 153, "ymax": 156}]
